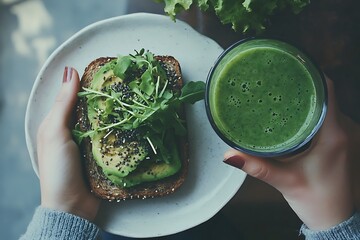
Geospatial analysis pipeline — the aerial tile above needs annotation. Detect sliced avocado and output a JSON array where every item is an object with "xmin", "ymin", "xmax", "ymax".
[
  {"xmin": 92, "ymin": 131, "xmax": 148, "ymax": 178},
  {"xmin": 90, "ymin": 60, "xmax": 121, "ymax": 91},
  {"xmin": 105, "ymin": 133, "xmax": 182, "ymax": 188},
  {"xmin": 88, "ymin": 61, "xmax": 150, "ymax": 180},
  {"xmin": 86, "ymin": 60, "xmax": 123, "ymax": 128},
  {"xmin": 85, "ymin": 59, "xmax": 183, "ymax": 188},
  {"xmin": 109, "ymin": 158, "xmax": 181, "ymax": 188}
]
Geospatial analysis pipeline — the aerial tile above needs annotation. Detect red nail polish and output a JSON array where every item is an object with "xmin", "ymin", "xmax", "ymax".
[
  {"xmin": 63, "ymin": 66, "xmax": 73, "ymax": 83},
  {"xmin": 224, "ymin": 156, "xmax": 245, "ymax": 169}
]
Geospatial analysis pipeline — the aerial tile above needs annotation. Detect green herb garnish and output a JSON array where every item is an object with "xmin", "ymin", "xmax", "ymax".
[{"xmin": 73, "ymin": 49, "xmax": 205, "ymax": 164}]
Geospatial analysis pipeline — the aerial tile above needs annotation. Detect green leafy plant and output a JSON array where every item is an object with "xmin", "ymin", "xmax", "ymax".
[
  {"xmin": 73, "ymin": 49, "xmax": 205, "ymax": 163},
  {"xmin": 155, "ymin": 0, "xmax": 310, "ymax": 33}
]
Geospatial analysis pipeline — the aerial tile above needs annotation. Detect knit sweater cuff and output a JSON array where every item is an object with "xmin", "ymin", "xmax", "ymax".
[
  {"xmin": 300, "ymin": 212, "xmax": 360, "ymax": 240},
  {"xmin": 20, "ymin": 206, "xmax": 99, "ymax": 240}
]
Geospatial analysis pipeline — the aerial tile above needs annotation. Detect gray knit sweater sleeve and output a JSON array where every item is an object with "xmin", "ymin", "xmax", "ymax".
[
  {"xmin": 300, "ymin": 212, "xmax": 360, "ymax": 239},
  {"xmin": 20, "ymin": 206, "xmax": 99, "ymax": 240}
]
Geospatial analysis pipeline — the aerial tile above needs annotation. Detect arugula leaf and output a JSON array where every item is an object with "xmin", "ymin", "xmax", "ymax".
[
  {"xmin": 72, "ymin": 128, "xmax": 84, "ymax": 145},
  {"xmin": 179, "ymin": 81, "xmax": 205, "ymax": 104},
  {"xmin": 144, "ymin": 50, "xmax": 155, "ymax": 63},
  {"xmin": 72, "ymin": 123, "xmax": 95, "ymax": 144},
  {"xmin": 114, "ymin": 55, "xmax": 132, "ymax": 79},
  {"xmin": 140, "ymin": 69, "xmax": 155, "ymax": 96},
  {"xmin": 171, "ymin": 113, "xmax": 187, "ymax": 136},
  {"xmin": 146, "ymin": 132, "xmax": 171, "ymax": 163}
]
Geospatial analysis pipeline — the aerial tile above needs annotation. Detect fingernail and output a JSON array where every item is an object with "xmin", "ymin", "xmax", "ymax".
[
  {"xmin": 224, "ymin": 156, "xmax": 245, "ymax": 169},
  {"xmin": 63, "ymin": 66, "xmax": 73, "ymax": 83}
]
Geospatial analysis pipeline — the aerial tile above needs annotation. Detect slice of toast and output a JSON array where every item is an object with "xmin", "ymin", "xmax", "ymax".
[{"xmin": 76, "ymin": 56, "xmax": 189, "ymax": 201}]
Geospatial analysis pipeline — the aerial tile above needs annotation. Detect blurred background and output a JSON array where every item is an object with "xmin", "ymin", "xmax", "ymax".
[
  {"xmin": 1, "ymin": 0, "xmax": 359, "ymax": 239},
  {"xmin": 0, "ymin": 0, "xmax": 128, "ymax": 239}
]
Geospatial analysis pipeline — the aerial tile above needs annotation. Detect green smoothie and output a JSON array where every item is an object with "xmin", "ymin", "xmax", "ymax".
[{"xmin": 207, "ymin": 39, "xmax": 326, "ymax": 155}]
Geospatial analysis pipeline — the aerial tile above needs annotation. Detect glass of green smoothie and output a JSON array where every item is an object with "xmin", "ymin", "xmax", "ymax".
[{"xmin": 205, "ymin": 38, "xmax": 327, "ymax": 157}]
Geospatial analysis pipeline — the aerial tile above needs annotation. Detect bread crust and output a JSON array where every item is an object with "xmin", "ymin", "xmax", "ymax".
[{"xmin": 76, "ymin": 56, "xmax": 189, "ymax": 201}]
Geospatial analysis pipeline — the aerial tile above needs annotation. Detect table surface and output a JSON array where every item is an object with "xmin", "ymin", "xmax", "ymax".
[{"xmin": 1, "ymin": 0, "xmax": 358, "ymax": 239}]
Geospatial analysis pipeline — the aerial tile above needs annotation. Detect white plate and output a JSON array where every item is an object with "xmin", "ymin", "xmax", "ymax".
[{"xmin": 25, "ymin": 13, "xmax": 246, "ymax": 238}]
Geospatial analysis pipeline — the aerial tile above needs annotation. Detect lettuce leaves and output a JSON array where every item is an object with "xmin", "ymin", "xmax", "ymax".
[
  {"xmin": 155, "ymin": 0, "xmax": 310, "ymax": 33},
  {"xmin": 155, "ymin": 0, "xmax": 192, "ymax": 19}
]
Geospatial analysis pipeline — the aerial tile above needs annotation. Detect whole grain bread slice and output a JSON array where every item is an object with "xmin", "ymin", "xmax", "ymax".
[{"xmin": 76, "ymin": 56, "xmax": 189, "ymax": 201}]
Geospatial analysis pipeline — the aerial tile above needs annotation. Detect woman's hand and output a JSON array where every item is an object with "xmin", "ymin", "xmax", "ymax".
[
  {"xmin": 37, "ymin": 67, "xmax": 100, "ymax": 221},
  {"xmin": 224, "ymin": 78, "xmax": 360, "ymax": 230}
]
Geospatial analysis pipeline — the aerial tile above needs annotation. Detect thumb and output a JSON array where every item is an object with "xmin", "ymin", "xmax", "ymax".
[
  {"xmin": 50, "ymin": 67, "xmax": 80, "ymax": 128},
  {"xmin": 224, "ymin": 149, "xmax": 289, "ymax": 188}
]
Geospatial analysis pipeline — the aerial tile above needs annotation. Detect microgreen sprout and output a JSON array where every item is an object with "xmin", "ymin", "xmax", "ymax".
[{"xmin": 73, "ymin": 49, "xmax": 206, "ymax": 164}]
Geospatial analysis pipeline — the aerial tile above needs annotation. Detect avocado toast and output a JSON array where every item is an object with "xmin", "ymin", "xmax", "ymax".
[{"xmin": 73, "ymin": 50, "xmax": 204, "ymax": 201}]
